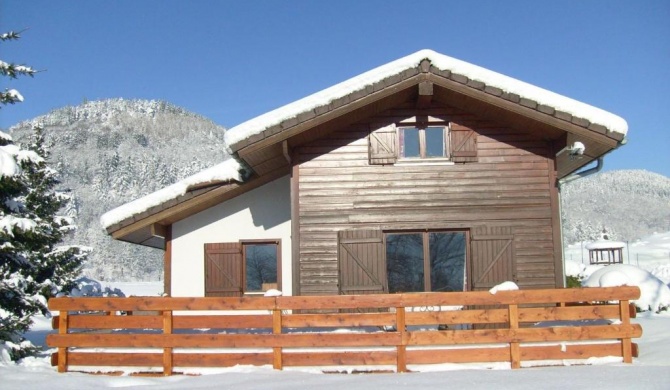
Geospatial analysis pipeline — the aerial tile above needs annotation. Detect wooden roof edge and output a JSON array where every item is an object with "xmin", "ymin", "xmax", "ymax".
[
  {"xmin": 105, "ymin": 184, "xmax": 225, "ymax": 238},
  {"xmin": 232, "ymin": 68, "xmax": 623, "ymax": 159},
  {"xmin": 228, "ymin": 67, "xmax": 424, "ymax": 153},
  {"xmin": 228, "ymin": 55, "xmax": 627, "ymax": 155},
  {"xmin": 107, "ymin": 167, "xmax": 290, "ymax": 244}
]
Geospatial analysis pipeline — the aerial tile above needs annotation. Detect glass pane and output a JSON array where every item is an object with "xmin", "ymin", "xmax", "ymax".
[
  {"xmin": 245, "ymin": 244, "xmax": 277, "ymax": 292},
  {"xmin": 429, "ymin": 232, "xmax": 466, "ymax": 292},
  {"xmin": 399, "ymin": 128, "xmax": 420, "ymax": 158},
  {"xmin": 425, "ymin": 127, "xmax": 445, "ymax": 158},
  {"xmin": 386, "ymin": 233, "xmax": 424, "ymax": 293}
]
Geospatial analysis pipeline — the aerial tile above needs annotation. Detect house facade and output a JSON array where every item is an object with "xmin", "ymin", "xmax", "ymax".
[{"xmin": 100, "ymin": 50, "xmax": 628, "ymax": 297}]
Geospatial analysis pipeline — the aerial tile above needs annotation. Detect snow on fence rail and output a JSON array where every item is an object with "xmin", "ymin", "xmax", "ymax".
[{"xmin": 46, "ymin": 287, "xmax": 642, "ymax": 375}]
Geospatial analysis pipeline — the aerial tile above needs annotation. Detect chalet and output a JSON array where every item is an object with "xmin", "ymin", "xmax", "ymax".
[{"xmin": 100, "ymin": 49, "xmax": 628, "ymax": 298}]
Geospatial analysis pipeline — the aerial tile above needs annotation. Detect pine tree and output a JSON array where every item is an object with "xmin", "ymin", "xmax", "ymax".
[
  {"xmin": 1, "ymin": 30, "xmax": 89, "ymax": 361},
  {"xmin": 0, "ymin": 30, "xmax": 36, "ymax": 107}
]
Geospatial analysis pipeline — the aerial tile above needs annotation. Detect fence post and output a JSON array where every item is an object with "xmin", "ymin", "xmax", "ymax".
[
  {"xmin": 272, "ymin": 308, "xmax": 283, "ymax": 370},
  {"xmin": 57, "ymin": 311, "xmax": 68, "ymax": 373},
  {"xmin": 508, "ymin": 304, "xmax": 520, "ymax": 369},
  {"xmin": 619, "ymin": 299, "xmax": 632, "ymax": 363},
  {"xmin": 163, "ymin": 310, "xmax": 173, "ymax": 376},
  {"xmin": 396, "ymin": 306, "xmax": 407, "ymax": 373}
]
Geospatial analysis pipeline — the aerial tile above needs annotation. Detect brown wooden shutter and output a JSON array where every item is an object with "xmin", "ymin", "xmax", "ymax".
[
  {"xmin": 369, "ymin": 124, "xmax": 398, "ymax": 165},
  {"xmin": 204, "ymin": 242, "xmax": 243, "ymax": 297},
  {"xmin": 450, "ymin": 123, "xmax": 478, "ymax": 163},
  {"xmin": 338, "ymin": 229, "xmax": 387, "ymax": 295},
  {"xmin": 470, "ymin": 226, "xmax": 515, "ymax": 291}
]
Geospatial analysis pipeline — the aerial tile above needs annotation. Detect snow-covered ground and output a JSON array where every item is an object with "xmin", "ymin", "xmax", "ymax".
[
  {"xmin": 2, "ymin": 233, "xmax": 670, "ymax": 389},
  {"xmin": 3, "ymin": 310, "xmax": 670, "ymax": 389}
]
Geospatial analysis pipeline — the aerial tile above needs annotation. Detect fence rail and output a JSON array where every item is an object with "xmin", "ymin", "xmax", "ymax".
[{"xmin": 47, "ymin": 287, "xmax": 642, "ymax": 375}]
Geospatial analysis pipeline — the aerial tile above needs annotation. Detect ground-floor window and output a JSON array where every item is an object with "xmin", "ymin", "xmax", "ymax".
[
  {"xmin": 243, "ymin": 241, "xmax": 279, "ymax": 292},
  {"xmin": 386, "ymin": 231, "xmax": 467, "ymax": 293},
  {"xmin": 204, "ymin": 240, "xmax": 281, "ymax": 296}
]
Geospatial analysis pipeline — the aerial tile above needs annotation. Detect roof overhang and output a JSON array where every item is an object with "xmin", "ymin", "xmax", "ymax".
[
  {"xmin": 103, "ymin": 50, "xmax": 627, "ymax": 247},
  {"xmin": 229, "ymin": 59, "xmax": 624, "ymax": 181}
]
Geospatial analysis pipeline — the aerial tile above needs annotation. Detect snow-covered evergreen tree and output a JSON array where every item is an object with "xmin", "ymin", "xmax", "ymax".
[
  {"xmin": 1, "ymin": 30, "xmax": 89, "ymax": 361},
  {"xmin": 1, "ymin": 126, "xmax": 90, "ymax": 361},
  {"xmin": 0, "ymin": 30, "xmax": 36, "ymax": 107}
]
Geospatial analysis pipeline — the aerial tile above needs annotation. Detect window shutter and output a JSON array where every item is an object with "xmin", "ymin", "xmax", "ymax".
[
  {"xmin": 338, "ymin": 229, "xmax": 387, "ymax": 295},
  {"xmin": 204, "ymin": 242, "xmax": 243, "ymax": 297},
  {"xmin": 369, "ymin": 124, "xmax": 398, "ymax": 165},
  {"xmin": 470, "ymin": 226, "xmax": 515, "ymax": 291},
  {"xmin": 450, "ymin": 123, "xmax": 478, "ymax": 163}
]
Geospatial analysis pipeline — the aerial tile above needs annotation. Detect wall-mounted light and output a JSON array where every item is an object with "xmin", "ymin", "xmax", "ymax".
[{"xmin": 556, "ymin": 141, "xmax": 586, "ymax": 159}]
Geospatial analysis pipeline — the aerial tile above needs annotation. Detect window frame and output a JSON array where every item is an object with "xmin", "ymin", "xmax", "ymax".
[
  {"xmin": 204, "ymin": 239, "xmax": 281, "ymax": 297},
  {"xmin": 397, "ymin": 124, "xmax": 450, "ymax": 160},
  {"xmin": 384, "ymin": 229, "xmax": 470, "ymax": 293},
  {"xmin": 241, "ymin": 239, "xmax": 282, "ymax": 294}
]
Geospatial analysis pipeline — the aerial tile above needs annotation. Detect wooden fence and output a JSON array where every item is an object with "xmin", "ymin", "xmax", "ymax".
[{"xmin": 47, "ymin": 287, "xmax": 642, "ymax": 375}]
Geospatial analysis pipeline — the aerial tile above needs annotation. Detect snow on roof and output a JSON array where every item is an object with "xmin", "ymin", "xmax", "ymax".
[
  {"xmin": 224, "ymin": 49, "xmax": 628, "ymax": 149},
  {"xmin": 585, "ymin": 239, "xmax": 626, "ymax": 250},
  {"xmin": 100, "ymin": 158, "xmax": 244, "ymax": 229}
]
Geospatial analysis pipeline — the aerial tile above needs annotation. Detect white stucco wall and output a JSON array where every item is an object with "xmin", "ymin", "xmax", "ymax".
[{"xmin": 171, "ymin": 175, "xmax": 292, "ymax": 297}]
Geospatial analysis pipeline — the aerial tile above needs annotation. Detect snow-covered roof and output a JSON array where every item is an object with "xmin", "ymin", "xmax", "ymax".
[
  {"xmin": 100, "ymin": 158, "xmax": 244, "ymax": 229},
  {"xmin": 224, "ymin": 49, "xmax": 628, "ymax": 150},
  {"xmin": 585, "ymin": 240, "xmax": 627, "ymax": 250},
  {"xmin": 102, "ymin": 49, "xmax": 629, "ymax": 234}
]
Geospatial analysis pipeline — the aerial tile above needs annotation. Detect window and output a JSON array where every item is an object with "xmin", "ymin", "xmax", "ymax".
[
  {"xmin": 369, "ymin": 122, "xmax": 477, "ymax": 165},
  {"xmin": 398, "ymin": 126, "xmax": 447, "ymax": 159},
  {"xmin": 243, "ymin": 242, "xmax": 278, "ymax": 292},
  {"xmin": 386, "ymin": 231, "xmax": 467, "ymax": 293},
  {"xmin": 204, "ymin": 240, "xmax": 280, "ymax": 297}
]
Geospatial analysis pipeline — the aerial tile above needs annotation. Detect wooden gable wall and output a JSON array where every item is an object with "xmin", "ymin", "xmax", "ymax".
[{"xmin": 294, "ymin": 101, "xmax": 562, "ymax": 296}]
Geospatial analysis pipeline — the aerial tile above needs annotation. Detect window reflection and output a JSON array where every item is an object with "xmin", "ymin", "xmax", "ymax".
[
  {"xmin": 244, "ymin": 244, "xmax": 277, "ymax": 292},
  {"xmin": 386, "ymin": 231, "xmax": 466, "ymax": 293}
]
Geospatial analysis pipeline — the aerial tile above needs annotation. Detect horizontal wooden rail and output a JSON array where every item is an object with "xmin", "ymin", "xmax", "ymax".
[{"xmin": 47, "ymin": 287, "xmax": 641, "ymax": 375}]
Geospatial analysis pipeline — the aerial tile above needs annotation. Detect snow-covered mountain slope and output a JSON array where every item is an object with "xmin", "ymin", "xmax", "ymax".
[
  {"xmin": 9, "ymin": 99, "xmax": 229, "ymax": 281},
  {"xmin": 561, "ymin": 169, "xmax": 670, "ymax": 244}
]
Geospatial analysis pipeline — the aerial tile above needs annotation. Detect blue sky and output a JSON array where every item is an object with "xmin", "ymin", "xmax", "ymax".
[{"xmin": 2, "ymin": 1, "xmax": 669, "ymax": 177}]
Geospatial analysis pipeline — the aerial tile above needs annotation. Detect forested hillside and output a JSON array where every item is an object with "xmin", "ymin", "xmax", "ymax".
[
  {"xmin": 9, "ymin": 99, "xmax": 229, "ymax": 281},
  {"xmin": 561, "ymin": 169, "xmax": 670, "ymax": 244}
]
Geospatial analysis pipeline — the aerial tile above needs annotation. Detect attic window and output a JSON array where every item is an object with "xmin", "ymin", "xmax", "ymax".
[
  {"xmin": 369, "ymin": 122, "xmax": 478, "ymax": 165},
  {"xmin": 399, "ymin": 126, "xmax": 447, "ymax": 159}
]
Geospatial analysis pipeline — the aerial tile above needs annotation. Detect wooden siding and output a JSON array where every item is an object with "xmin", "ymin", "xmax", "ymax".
[{"xmin": 296, "ymin": 101, "xmax": 559, "ymax": 295}]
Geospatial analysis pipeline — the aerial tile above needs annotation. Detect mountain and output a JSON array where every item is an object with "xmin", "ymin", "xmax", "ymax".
[
  {"xmin": 9, "ymin": 99, "xmax": 229, "ymax": 281},
  {"xmin": 561, "ymin": 169, "xmax": 670, "ymax": 244}
]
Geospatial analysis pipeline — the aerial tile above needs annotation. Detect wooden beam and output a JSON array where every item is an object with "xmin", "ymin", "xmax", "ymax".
[
  {"xmin": 290, "ymin": 153, "xmax": 301, "ymax": 297},
  {"xmin": 151, "ymin": 223, "xmax": 167, "ymax": 238},
  {"xmin": 164, "ymin": 225, "xmax": 172, "ymax": 296},
  {"xmin": 416, "ymin": 81, "xmax": 433, "ymax": 108},
  {"xmin": 282, "ymin": 140, "xmax": 291, "ymax": 164}
]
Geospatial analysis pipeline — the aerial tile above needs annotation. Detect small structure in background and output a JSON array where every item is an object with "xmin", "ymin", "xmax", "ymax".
[{"xmin": 586, "ymin": 230, "xmax": 626, "ymax": 265}]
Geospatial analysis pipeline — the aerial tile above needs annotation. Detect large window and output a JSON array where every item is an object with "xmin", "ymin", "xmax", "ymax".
[
  {"xmin": 386, "ymin": 231, "xmax": 466, "ymax": 293},
  {"xmin": 398, "ymin": 126, "xmax": 448, "ymax": 159},
  {"xmin": 204, "ymin": 240, "xmax": 280, "ymax": 297}
]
